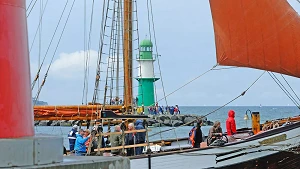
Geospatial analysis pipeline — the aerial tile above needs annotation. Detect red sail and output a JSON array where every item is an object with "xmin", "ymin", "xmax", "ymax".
[{"xmin": 210, "ymin": 0, "xmax": 300, "ymax": 78}]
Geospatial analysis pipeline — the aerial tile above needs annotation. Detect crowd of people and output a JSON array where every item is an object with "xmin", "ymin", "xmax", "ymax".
[
  {"xmin": 67, "ymin": 120, "xmax": 146, "ymax": 156},
  {"xmin": 189, "ymin": 109, "xmax": 237, "ymax": 148},
  {"xmin": 148, "ymin": 104, "xmax": 181, "ymax": 115}
]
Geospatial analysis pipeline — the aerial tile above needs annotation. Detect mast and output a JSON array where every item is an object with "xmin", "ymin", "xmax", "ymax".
[{"xmin": 123, "ymin": 0, "xmax": 133, "ymax": 112}]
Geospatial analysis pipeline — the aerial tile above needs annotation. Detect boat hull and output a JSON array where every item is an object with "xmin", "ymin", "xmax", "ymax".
[{"xmin": 130, "ymin": 122, "xmax": 300, "ymax": 169}]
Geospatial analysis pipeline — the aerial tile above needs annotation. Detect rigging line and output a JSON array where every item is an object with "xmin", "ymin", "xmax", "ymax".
[
  {"xmin": 149, "ymin": 0, "xmax": 168, "ymax": 106},
  {"xmin": 34, "ymin": 0, "xmax": 76, "ymax": 104},
  {"xmin": 115, "ymin": 0, "xmax": 122, "ymax": 100},
  {"xmin": 29, "ymin": 0, "xmax": 49, "ymax": 54},
  {"xmin": 84, "ymin": 0, "xmax": 96, "ymax": 105},
  {"xmin": 155, "ymin": 64, "xmax": 218, "ymax": 105},
  {"xmin": 297, "ymin": 0, "xmax": 300, "ymax": 4},
  {"xmin": 103, "ymin": 0, "xmax": 118, "ymax": 107},
  {"xmin": 146, "ymin": 0, "xmax": 152, "ymax": 40},
  {"xmin": 280, "ymin": 74, "xmax": 300, "ymax": 103},
  {"xmin": 133, "ymin": 0, "xmax": 145, "ymax": 107},
  {"xmin": 92, "ymin": 0, "xmax": 110, "ymax": 103},
  {"xmin": 107, "ymin": 1, "xmax": 118, "ymax": 104},
  {"xmin": 212, "ymin": 66, "xmax": 239, "ymax": 70},
  {"xmin": 203, "ymin": 70, "xmax": 266, "ymax": 117},
  {"xmin": 31, "ymin": 0, "xmax": 69, "ymax": 90},
  {"xmin": 268, "ymin": 72, "xmax": 300, "ymax": 107},
  {"xmin": 82, "ymin": 0, "xmax": 87, "ymax": 105},
  {"xmin": 145, "ymin": 0, "xmax": 158, "ymax": 106},
  {"xmin": 26, "ymin": 0, "xmax": 38, "ymax": 18},
  {"xmin": 38, "ymin": 0, "xmax": 44, "ymax": 92},
  {"xmin": 110, "ymin": 5, "xmax": 121, "ymax": 103},
  {"xmin": 149, "ymin": 70, "xmax": 266, "ymax": 138},
  {"xmin": 26, "ymin": 0, "xmax": 35, "ymax": 11}
]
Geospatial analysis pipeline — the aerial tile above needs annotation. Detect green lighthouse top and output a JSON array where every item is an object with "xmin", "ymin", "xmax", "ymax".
[
  {"xmin": 139, "ymin": 39, "xmax": 153, "ymax": 59},
  {"xmin": 140, "ymin": 39, "xmax": 153, "ymax": 47}
]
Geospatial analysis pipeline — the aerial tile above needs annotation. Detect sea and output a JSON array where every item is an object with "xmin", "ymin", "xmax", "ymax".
[{"xmin": 35, "ymin": 106, "xmax": 300, "ymax": 149}]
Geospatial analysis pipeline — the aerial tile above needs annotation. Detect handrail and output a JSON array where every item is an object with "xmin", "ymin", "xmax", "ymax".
[
  {"xmin": 97, "ymin": 129, "xmax": 151, "ymax": 136},
  {"xmin": 95, "ymin": 143, "xmax": 153, "ymax": 151}
]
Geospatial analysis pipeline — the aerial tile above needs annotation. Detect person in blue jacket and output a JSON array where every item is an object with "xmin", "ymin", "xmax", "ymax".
[
  {"xmin": 135, "ymin": 120, "xmax": 146, "ymax": 155},
  {"xmin": 67, "ymin": 125, "xmax": 78, "ymax": 152},
  {"xmin": 74, "ymin": 129, "xmax": 90, "ymax": 156}
]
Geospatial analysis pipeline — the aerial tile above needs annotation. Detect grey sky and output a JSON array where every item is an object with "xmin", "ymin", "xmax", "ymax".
[{"xmin": 27, "ymin": 0, "xmax": 300, "ymax": 106}]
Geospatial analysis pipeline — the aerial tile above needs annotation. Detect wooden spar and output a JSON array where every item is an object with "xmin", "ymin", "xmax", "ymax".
[
  {"xmin": 123, "ymin": 0, "xmax": 133, "ymax": 111},
  {"xmin": 34, "ymin": 105, "xmax": 122, "ymax": 110},
  {"xmin": 33, "ymin": 105, "xmax": 122, "ymax": 121}
]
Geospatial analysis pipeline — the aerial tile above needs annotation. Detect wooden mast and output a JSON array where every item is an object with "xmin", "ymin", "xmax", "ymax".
[{"xmin": 123, "ymin": 0, "xmax": 133, "ymax": 112}]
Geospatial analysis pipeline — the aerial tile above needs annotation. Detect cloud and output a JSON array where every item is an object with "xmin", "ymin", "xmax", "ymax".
[{"xmin": 50, "ymin": 50, "xmax": 98, "ymax": 79}]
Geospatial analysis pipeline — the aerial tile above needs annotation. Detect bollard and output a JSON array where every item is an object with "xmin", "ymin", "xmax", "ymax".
[{"xmin": 251, "ymin": 112, "xmax": 260, "ymax": 134}]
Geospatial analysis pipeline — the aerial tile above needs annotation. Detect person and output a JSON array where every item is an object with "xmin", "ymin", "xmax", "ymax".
[
  {"xmin": 135, "ymin": 120, "xmax": 146, "ymax": 155},
  {"xmin": 109, "ymin": 125, "xmax": 123, "ymax": 155},
  {"xmin": 74, "ymin": 129, "xmax": 90, "ymax": 156},
  {"xmin": 84, "ymin": 129, "xmax": 92, "ymax": 152},
  {"xmin": 188, "ymin": 126, "xmax": 196, "ymax": 145},
  {"xmin": 207, "ymin": 121, "xmax": 223, "ymax": 145},
  {"xmin": 191, "ymin": 120, "xmax": 203, "ymax": 148},
  {"xmin": 63, "ymin": 146, "xmax": 67, "ymax": 156},
  {"xmin": 125, "ymin": 123, "xmax": 136, "ymax": 156},
  {"xmin": 226, "ymin": 110, "xmax": 237, "ymax": 136},
  {"xmin": 67, "ymin": 125, "xmax": 78, "ymax": 152}
]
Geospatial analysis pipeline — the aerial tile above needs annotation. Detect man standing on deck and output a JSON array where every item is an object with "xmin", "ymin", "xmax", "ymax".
[
  {"xmin": 74, "ymin": 129, "xmax": 90, "ymax": 156},
  {"xmin": 109, "ymin": 125, "xmax": 123, "ymax": 155},
  {"xmin": 67, "ymin": 125, "xmax": 78, "ymax": 152}
]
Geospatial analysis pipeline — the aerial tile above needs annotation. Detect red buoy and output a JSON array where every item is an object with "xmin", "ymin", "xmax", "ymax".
[{"xmin": 0, "ymin": 0, "xmax": 34, "ymax": 138}]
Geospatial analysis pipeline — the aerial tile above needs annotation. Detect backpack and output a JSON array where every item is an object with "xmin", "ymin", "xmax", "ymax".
[{"xmin": 188, "ymin": 127, "xmax": 196, "ymax": 146}]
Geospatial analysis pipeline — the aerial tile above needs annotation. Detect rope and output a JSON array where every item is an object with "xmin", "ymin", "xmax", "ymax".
[
  {"xmin": 149, "ymin": 70, "xmax": 266, "ymax": 138},
  {"xmin": 212, "ymin": 66, "xmax": 239, "ymax": 70},
  {"xmin": 134, "ymin": 0, "xmax": 145, "ymax": 109},
  {"xmin": 268, "ymin": 72, "xmax": 300, "ymax": 108},
  {"xmin": 153, "ymin": 64, "xmax": 217, "ymax": 106},
  {"xmin": 33, "ymin": 0, "xmax": 76, "ymax": 104},
  {"xmin": 38, "ymin": 0, "xmax": 43, "ymax": 92},
  {"xmin": 31, "ymin": 0, "xmax": 69, "ymax": 90},
  {"xmin": 84, "ymin": 0, "xmax": 95, "ymax": 105},
  {"xmin": 92, "ymin": 0, "xmax": 110, "ymax": 103},
  {"xmin": 102, "ymin": 0, "xmax": 118, "ymax": 108},
  {"xmin": 280, "ymin": 74, "xmax": 300, "ymax": 104},
  {"xmin": 26, "ymin": 0, "xmax": 38, "ymax": 18},
  {"xmin": 149, "ymin": 0, "xmax": 168, "ymax": 106},
  {"xmin": 29, "ymin": 0, "xmax": 49, "ymax": 54},
  {"xmin": 82, "ymin": 0, "xmax": 87, "ymax": 105},
  {"xmin": 26, "ymin": 0, "xmax": 35, "ymax": 11}
]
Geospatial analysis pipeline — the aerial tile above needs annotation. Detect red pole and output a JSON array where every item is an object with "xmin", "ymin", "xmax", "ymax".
[{"xmin": 0, "ymin": 0, "xmax": 34, "ymax": 138}]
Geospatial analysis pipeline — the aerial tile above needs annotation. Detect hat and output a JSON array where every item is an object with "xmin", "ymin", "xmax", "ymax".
[{"xmin": 73, "ymin": 125, "xmax": 78, "ymax": 129}]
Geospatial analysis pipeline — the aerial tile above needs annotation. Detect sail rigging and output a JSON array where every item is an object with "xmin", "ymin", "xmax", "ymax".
[
  {"xmin": 210, "ymin": 0, "xmax": 300, "ymax": 78},
  {"xmin": 33, "ymin": 0, "xmax": 141, "ymax": 120}
]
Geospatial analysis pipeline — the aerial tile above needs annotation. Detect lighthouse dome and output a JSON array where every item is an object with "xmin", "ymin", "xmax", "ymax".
[{"xmin": 140, "ymin": 39, "xmax": 153, "ymax": 47}]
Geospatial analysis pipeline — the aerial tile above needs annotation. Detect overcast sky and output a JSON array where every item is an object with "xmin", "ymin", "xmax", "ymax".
[{"xmin": 27, "ymin": 0, "xmax": 300, "ymax": 106}]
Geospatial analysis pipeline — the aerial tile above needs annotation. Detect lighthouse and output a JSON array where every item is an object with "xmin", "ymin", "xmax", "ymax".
[{"xmin": 136, "ymin": 39, "xmax": 159, "ymax": 112}]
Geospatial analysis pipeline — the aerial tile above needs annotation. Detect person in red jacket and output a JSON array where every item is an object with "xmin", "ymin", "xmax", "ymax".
[{"xmin": 226, "ymin": 110, "xmax": 237, "ymax": 136}]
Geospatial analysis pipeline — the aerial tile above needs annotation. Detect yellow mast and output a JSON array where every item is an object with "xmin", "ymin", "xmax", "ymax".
[{"xmin": 123, "ymin": 0, "xmax": 133, "ymax": 112}]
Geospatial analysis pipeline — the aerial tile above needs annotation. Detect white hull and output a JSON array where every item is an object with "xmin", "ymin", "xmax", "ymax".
[{"xmin": 131, "ymin": 123, "xmax": 300, "ymax": 169}]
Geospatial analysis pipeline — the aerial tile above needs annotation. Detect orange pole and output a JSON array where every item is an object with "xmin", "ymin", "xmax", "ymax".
[{"xmin": 0, "ymin": 0, "xmax": 34, "ymax": 138}]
